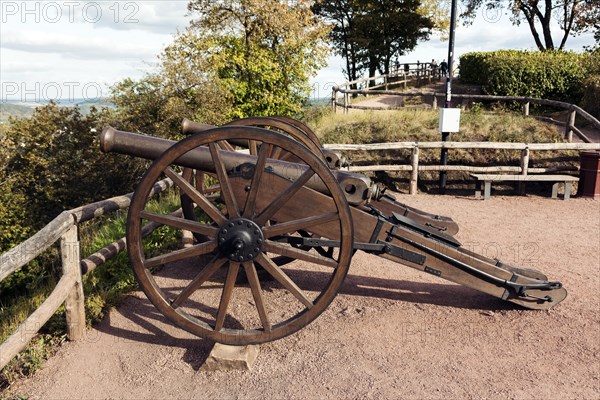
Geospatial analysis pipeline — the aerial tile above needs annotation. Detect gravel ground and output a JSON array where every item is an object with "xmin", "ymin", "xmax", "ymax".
[{"xmin": 5, "ymin": 193, "xmax": 600, "ymax": 400}]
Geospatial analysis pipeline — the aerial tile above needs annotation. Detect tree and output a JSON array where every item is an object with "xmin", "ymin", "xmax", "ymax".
[
  {"xmin": 461, "ymin": 0, "xmax": 598, "ymax": 51},
  {"xmin": 110, "ymin": 72, "xmax": 230, "ymax": 139},
  {"xmin": 313, "ymin": 0, "xmax": 433, "ymax": 82},
  {"xmin": 111, "ymin": 1, "xmax": 329, "ymax": 130},
  {"xmin": 418, "ymin": 0, "xmax": 451, "ymax": 37},
  {"xmin": 312, "ymin": 0, "xmax": 365, "ymax": 84},
  {"xmin": 357, "ymin": 0, "xmax": 433, "ymax": 77},
  {"xmin": 176, "ymin": 0, "xmax": 330, "ymax": 117}
]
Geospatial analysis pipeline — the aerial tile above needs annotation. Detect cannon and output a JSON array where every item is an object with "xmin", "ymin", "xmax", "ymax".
[{"xmin": 100, "ymin": 117, "xmax": 567, "ymax": 345}]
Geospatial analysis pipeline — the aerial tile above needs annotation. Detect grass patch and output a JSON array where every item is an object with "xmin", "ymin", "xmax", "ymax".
[
  {"xmin": 0, "ymin": 189, "xmax": 181, "ymax": 391},
  {"xmin": 305, "ymin": 106, "xmax": 578, "ymax": 192}
]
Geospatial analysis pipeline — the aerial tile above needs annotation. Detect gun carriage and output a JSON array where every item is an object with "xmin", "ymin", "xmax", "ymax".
[{"xmin": 100, "ymin": 117, "xmax": 567, "ymax": 345}]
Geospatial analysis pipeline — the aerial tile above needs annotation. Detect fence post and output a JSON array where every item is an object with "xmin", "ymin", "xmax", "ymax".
[
  {"xmin": 344, "ymin": 92, "xmax": 349, "ymax": 114},
  {"xmin": 410, "ymin": 146, "xmax": 420, "ymax": 195},
  {"xmin": 384, "ymin": 75, "xmax": 388, "ymax": 91},
  {"xmin": 518, "ymin": 147, "xmax": 530, "ymax": 195},
  {"xmin": 331, "ymin": 88, "xmax": 337, "ymax": 113},
  {"xmin": 565, "ymin": 109, "xmax": 576, "ymax": 143},
  {"xmin": 403, "ymin": 71, "xmax": 407, "ymax": 89},
  {"xmin": 61, "ymin": 224, "xmax": 85, "ymax": 341},
  {"xmin": 432, "ymin": 95, "xmax": 438, "ymax": 110},
  {"xmin": 522, "ymin": 102, "xmax": 530, "ymax": 116}
]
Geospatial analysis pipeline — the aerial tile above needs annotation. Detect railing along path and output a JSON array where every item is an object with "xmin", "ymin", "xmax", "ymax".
[
  {"xmin": 331, "ymin": 70, "xmax": 600, "ymax": 144},
  {"xmin": 0, "ymin": 178, "xmax": 173, "ymax": 370}
]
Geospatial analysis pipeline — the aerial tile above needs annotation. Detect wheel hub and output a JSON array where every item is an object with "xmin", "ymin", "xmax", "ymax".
[{"xmin": 218, "ymin": 218, "xmax": 264, "ymax": 262}]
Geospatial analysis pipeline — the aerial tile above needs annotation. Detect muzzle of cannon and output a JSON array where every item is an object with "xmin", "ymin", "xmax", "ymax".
[{"xmin": 99, "ymin": 117, "xmax": 567, "ymax": 346}]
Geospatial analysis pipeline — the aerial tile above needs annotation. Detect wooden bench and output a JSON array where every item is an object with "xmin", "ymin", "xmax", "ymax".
[{"xmin": 470, "ymin": 174, "xmax": 579, "ymax": 200}]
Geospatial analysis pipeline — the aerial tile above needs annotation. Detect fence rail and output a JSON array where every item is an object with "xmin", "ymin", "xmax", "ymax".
[
  {"xmin": 0, "ymin": 178, "xmax": 174, "ymax": 370},
  {"xmin": 331, "ymin": 71, "xmax": 600, "ymax": 144},
  {"xmin": 324, "ymin": 141, "xmax": 600, "ymax": 195}
]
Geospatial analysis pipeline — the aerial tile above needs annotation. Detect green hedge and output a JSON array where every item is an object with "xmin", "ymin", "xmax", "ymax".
[
  {"xmin": 582, "ymin": 75, "xmax": 600, "ymax": 118},
  {"xmin": 0, "ymin": 103, "xmax": 146, "ymax": 302},
  {"xmin": 459, "ymin": 50, "xmax": 591, "ymax": 104}
]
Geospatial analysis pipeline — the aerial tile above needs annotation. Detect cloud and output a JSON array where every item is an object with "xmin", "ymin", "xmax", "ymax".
[
  {"xmin": 87, "ymin": 1, "xmax": 192, "ymax": 34},
  {"xmin": 1, "ymin": 29, "xmax": 159, "ymax": 60}
]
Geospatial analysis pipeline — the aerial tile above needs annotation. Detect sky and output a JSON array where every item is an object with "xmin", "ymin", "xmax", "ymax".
[{"xmin": 0, "ymin": 0, "xmax": 595, "ymax": 104}]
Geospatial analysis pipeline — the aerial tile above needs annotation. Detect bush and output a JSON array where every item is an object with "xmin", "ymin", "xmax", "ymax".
[
  {"xmin": 0, "ymin": 102, "xmax": 145, "ymax": 240},
  {"xmin": 459, "ymin": 50, "xmax": 590, "ymax": 103},
  {"xmin": 0, "ymin": 103, "xmax": 146, "ymax": 307},
  {"xmin": 582, "ymin": 75, "xmax": 600, "ymax": 118}
]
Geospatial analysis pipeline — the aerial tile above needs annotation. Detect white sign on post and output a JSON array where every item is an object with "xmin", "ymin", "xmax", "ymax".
[{"xmin": 439, "ymin": 108, "xmax": 461, "ymax": 133}]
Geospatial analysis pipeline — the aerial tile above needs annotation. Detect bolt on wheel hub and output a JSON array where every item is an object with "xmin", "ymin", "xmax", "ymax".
[{"xmin": 218, "ymin": 218, "xmax": 264, "ymax": 262}]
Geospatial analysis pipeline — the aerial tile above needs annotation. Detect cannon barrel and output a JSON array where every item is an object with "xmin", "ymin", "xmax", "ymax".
[{"xmin": 100, "ymin": 125, "xmax": 374, "ymax": 205}]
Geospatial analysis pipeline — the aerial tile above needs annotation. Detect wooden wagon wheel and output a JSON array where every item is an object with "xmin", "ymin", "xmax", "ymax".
[
  {"xmin": 181, "ymin": 118, "xmax": 335, "ymax": 259},
  {"xmin": 181, "ymin": 117, "xmax": 323, "ymax": 242},
  {"xmin": 127, "ymin": 126, "xmax": 354, "ymax": 344},
  {"xmin": 223, "ymin": 117, "xmax": 341, "ymax": 258},
  {"xmin": 223, "ymin": 116, "xmax": 325, "ymax": 162},
  {"xmin": 271, "ymin": 115, "xmax": 323, "ymax": 148}
]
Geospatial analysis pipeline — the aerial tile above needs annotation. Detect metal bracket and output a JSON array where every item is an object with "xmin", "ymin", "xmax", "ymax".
[
  {"xmin": 391, "ymin": 213, "xmax": 461, "ymax": 247},
  {"xmin": 389, "ymin": 231, "xmax": 560, "ymax": 302}
]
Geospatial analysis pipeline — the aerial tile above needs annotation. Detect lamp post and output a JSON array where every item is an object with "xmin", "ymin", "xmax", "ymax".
[{"xmin": 439, "ymin": 0, "xmax": 458, "ymax": 193}]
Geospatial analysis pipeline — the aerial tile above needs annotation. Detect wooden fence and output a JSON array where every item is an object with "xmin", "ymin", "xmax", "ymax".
[
  {"xmin": 332, "ymin": 63, "xmax": 439, "ymax": 114},
  {"xmin": 324, "ymin": 141, "xmax": 600, "ymax": 195},
  {"xmin": 0, "ymin": 178, "xmax": 173, "ymax": 370},
  {"xmin": 331, "ymin": 73, "xmax": 600, "ymax": 144}
]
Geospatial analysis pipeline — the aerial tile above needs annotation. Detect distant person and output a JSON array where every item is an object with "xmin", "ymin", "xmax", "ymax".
[
  {"xmin": 439, "ymin": 60, "xmax": 448, "ymax": 78},
  {"xmin": 431, "ymin": 59, "xmax": 438, "ymax": 79},
  {"xmin": 404, "ymin": 63, "xmax": 410, "ymax": 75}
]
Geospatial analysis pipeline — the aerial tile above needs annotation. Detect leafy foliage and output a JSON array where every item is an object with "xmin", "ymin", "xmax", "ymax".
[
  {"xmin": 0, "ymin": 103, "xmax": 144, "ymax": 237},
  {"xmin": 459, "ymin": 50, "xmax": 591, "ymax": 103},
  {"xmin": 110, "ymin": 69, "xmax": 231, "ymax": 140},
  {"xmin": 582, "ymin": 75, "xmax": 600, "ymax": 118},
  {"xmin": 313, "ymin": 0, "xmax": 433, "ymax": 82},
  {"xmin": 1, "ymin": 192, "xmax": 182, "ymax": 389},
  {"xmin": 0, "ymin": 103, "xmax": 145, "ymax": 306},
  {"xmin": 112, "ymin": 0, "xmax": 330, "ymax": 131},
  {"xmin": 181, "ymin": 0, "xmax": 330, "ymax": 118}
]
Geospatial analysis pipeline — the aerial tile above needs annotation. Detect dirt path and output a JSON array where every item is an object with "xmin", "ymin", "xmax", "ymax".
[{"xmin": 5, "ymin": 194, "xmax": 600, "ymax": 400}]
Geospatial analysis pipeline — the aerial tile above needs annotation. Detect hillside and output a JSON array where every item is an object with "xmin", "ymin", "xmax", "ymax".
[
  {"xmin": 0, "ymin": 103, "xmax": 34, "ymax": 123},
  {"xmin": 0, "ymin": 100, "xmax": 115, "ymax": 126}
]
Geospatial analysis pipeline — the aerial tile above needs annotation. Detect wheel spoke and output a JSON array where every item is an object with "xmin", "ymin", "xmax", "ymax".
[
  {"xmin": 165, "ymin": 167, "xmax": 227, "ymax": 226},
  {"xmin": 278, "ymin": 151, "xmax": 296, "ymax": 162},
  {"xmin": 242, "ymin": 143, "xmax": 272, "ymax": 219},
  {"xmin": 270, "ymin": 146, "xmax": 283, "ymax": 160},
  {"xmin": 145, "ymin": 241, "xmax": 217, "ymax": 269},
  {"xmin": 243, "ymin": 262, "xmax": 271, "ymax": 332},
  {"xmin": 255, "ymin": 253, "xmax": 314, "ymax": 309},
  {"xmin": 194, "ymin": 170, "xmax": 204, "ymax": 193},
  {"xmin": 248, "ymin": 140, "xmax": 258, "ymax": 155},
  {"xmin": 171, "ymin": 256, "xmax": 227, "ymax": 309},
  {"xmin": 140, "ymin": 210, "xmax": 219, "ymax": 237},
  {"xmin": 263, "ymin": 240, "xmax": 338, "ymax": 269},
  {"xmin": 204, "ymin": 184, "xmax": 221, "ymax": 194},
  {"xmin": 209, "ymin": 142, "xmax": 240, "ymax": 218},
  {"xmin": 254, "ymin": 168, "xmax": 315, "ymax": 226},
  {"xmin": 217, "ymin": 140, "xmax": 235, "ymax": 151},
  {"xmin": 214, "ymin": 262, "xmax": 240, "ymax": 331},
  {"xmin": 262, "ymin": 212, "xmax": 339, "ymax": 238}
]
